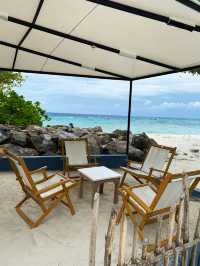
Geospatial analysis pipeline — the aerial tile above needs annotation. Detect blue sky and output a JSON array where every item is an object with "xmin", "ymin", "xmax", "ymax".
[{"xmin": 16, "ymin": 72, "xmax": 200, "ymax": 118}]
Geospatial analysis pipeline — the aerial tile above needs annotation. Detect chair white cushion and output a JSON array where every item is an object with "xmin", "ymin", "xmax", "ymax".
[
  {"xmin": 129, "ymin": 186, "xmax": 156, "ymax": 212},
  {"xmin": 64, "ymin": 140, "xmax": 88, "ymax": 165},
  {"xmin": 142, "ymin": 146, "xmax": 170, "ymax": 176},
  {"xmin": 36, "ymin": 174, "xmax": 74, "ymax": 198}
]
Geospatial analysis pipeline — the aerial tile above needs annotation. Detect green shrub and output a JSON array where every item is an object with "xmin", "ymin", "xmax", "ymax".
[{"xmin": 0, "ymin": 71, "xmax": 49, "ymax": 126}]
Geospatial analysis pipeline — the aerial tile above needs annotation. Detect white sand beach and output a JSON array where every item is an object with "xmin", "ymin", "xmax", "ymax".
[{"xmin": 0, "ymin": 134, "xmax": 200, "ymax": 266}]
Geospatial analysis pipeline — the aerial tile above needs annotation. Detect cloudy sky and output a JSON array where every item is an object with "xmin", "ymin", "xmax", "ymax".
[{"xmin": 16, "ymin": 72, "xmax": 200, "ymax": 118}]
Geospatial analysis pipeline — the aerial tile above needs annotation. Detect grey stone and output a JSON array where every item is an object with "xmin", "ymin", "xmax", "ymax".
[
  {"xmin": 128, "ymin": 146, "xmax": 145, "ymax": 162},
  {"xmin": 84, "ymin": 134, "xmax": 100, "ymax": 154},
  {"xmin": 0, "ymin": 125, "xmax": 10, "ymax": 144},
  {"xmin": 11, "ymin": 131, "xmax": 27, "ymax": 146},
  {"xmin": 30, "ymin": 133, "xmax": 57, "ymax": 154},
  {"xmin": 132, "ymin": 132, "xmax": 157, "ymax": 152},
  {"xmin": 3, "ymin": 143, "xmax": 38, "ymax": 156}
]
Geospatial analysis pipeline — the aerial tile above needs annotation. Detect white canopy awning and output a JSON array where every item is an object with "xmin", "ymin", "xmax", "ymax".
[{"xmin": 0, "ymin": 0, "xmax": 200, "ymax": 80}]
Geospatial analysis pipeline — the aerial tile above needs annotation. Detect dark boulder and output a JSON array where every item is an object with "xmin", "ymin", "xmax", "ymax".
[
  {"xmin": 3, "ymin": 143, "xmax": 38, "ymax": 156},
  {"xmin": 129, "ymin": 146, "xmax": 145, "ymax": 162},
  {"xmin": 132, "ymin": 132, "xmax": 157, "ymax": 152},
  {"xmin": 29, "ymin": 133, "xmax": 57, "ymax": 154},
  {"xmin": 10, "ymin": 131, "xmax": 27, "ymax": 146},
  {"xmin": 0, "ymin": 125, "xmax": 10, "ymax": 144},
  {"xmin": 84, "ymin": 134, "xmax": 100, "ymax": 154}
]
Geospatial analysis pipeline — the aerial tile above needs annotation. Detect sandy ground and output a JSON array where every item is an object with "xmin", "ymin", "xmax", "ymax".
[{"xmin": 0, "ymin": 134, "xmax": 200, "ymax": 266}]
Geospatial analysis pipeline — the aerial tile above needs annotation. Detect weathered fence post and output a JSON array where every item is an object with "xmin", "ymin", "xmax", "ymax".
[
  {"xmin": 89, "ymin": 193, "xmax": 100, "ymax": 266},
  {"xmin": 182, "ymin": 174, "xmax": 190, "ymax": 266},
  {"xmin": 131, "ymin": 224, "xmax": 139, "ymax": 264},
  {"xmin": 155, "ymin": 215, "xmax": 163, "ymax": 256},
  {"xmin": 104, "ymin": 208, "xmax": 117, "ymax": 266},
  {"xmin": 190, "ymin": 208, "xmax": 200, "ymax": 266},
  {"xmin": 117, "ymin": 213, "xmax": 127, "ymax": 266},
  {"xmin": 164, "ymin": 207, "xmax": 176, "ymax": 266}
]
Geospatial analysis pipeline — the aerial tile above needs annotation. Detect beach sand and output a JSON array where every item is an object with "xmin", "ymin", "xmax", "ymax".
[{"xmin": 0, "ymin": 134, "xmax": 200, "ymax": 265}]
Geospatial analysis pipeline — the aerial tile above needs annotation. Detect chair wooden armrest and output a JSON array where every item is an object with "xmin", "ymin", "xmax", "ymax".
[
  {"xmin": 121, "ymin": 183, "xmax": 149, "ymax": 190},
  {"xmin": 36, "ymin": 178, "xmax": 76, "ymax": 195},
  {"xmin": 30, "ymin": 166, "xmax": 48, "ymax": 175}
]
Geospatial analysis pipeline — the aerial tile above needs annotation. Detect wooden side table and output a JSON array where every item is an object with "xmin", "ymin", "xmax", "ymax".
[{"xmin": 78, "ymin": 166, "xmax": 121, "ymax": 207}]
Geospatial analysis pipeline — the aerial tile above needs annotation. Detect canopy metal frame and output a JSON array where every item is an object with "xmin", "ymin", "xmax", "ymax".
[{"xmin": 0, "ymin": 0, "xmax": 200, "ymax": 155}]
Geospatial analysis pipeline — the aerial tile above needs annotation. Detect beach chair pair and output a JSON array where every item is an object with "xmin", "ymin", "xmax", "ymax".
[
  {"xmin": 117, "ymin": 170, "xmax": 200, "ymax": 239},
  {"xmin": 120, "ymin": 144, "xmax": 177, "ymax": 187},
  {"xmin": 5, "ymin": 150, "xmax": 80, "ymax": 228}
]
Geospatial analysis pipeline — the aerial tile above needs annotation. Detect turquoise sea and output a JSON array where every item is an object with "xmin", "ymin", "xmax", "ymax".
[{"xmin": 45, "ymin": 113, "xmax": 200, "ymax": 135}]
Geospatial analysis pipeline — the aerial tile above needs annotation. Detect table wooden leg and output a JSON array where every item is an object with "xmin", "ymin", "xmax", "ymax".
[
  {"xmin": 114, "ymin": 179, "xmax": 120, "ymax": 204},
  {"xmin": 79, "ymin": 175, "xmax": 84, "ymax": 198},
  {"xmin": 91, "ymin": 183, "xmax": 98, "ymax": 208},
  {"xmin": 99, "ymin": 183, "xmax": 104, "ymax": 194}
]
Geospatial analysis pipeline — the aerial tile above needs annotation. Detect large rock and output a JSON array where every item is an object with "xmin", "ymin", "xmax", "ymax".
[
  {"xmin": 132, "ymin": 132, "xmax": 157, "ymax": 152},
  {"xmin": 10, "ymin": 130, "xmax": 27, "ymax": 146},
  {"xmin": 29, "ymin": 133, "xmax": 57, "ymax": 154},
  {"xmin": 112, "ymin": 129, "xmax": 132, "ymax": 141},
  {"xmin": 3, "ymin": 143, "xmax": 38, "ymax": 156},
  {"xmin": 128, "ymin": 146, "xmax": 145, "ymax": 162},
  {"xmin": 0, "ymin": 125, "xmax": 10, "ymax": 144},
  {"xmin": 97, "ymin": 133, "xmax": 112, "ymax": 146},
  {"xmin": 84, "ymin": 134, "xmax": 100, "ymax": 154},
  {"xmin": 26, "ymin": 125, "xmax": 47, "ymax": 134},
  {"xmin": 103, "ymin": 140, "xmax": 127, "ymax": 154}
]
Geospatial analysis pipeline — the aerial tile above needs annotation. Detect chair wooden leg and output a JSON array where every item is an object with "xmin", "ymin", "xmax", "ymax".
[
  {"xmin": 32, "ymin": 195, "xmax": 64, "ymax": 228},
  {"xmin": 116, "ymin": 200, "xmax": 126, "ymax": 224},
  {"xmin": 15, "ymin": 195, "xmax": 29, "ymax": 208},
  {"xmin": 65, "ymin": 190, "xmax": 75, "ymax": 215},
  {"xmin": 120, "ymin": 172, "xmax": 127, "ymax": 186}
]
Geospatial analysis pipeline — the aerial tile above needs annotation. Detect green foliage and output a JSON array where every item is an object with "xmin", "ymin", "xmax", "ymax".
[
  {"xmin": 0, "ymin": 71, "xmax": 49, "ymax": 126},
  {"xmin": 188, "ymin": 68, "xmax": 200, "ymax": 75},
  {"xmin": 0, "ymin": 71, "xmax": 24, "ymax": 91},
  {"xmin": 0, "ymin": 90, "xmax": 49, "ymax": 126}
]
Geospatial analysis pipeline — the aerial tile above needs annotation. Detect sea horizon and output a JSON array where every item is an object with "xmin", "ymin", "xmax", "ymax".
[{"xmin": 45, "ymin": 112, "xmax": 200, "ymax": 135}]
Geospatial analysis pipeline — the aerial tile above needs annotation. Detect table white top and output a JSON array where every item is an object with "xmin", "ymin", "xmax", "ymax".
[{"xmin": 78, "ymin": 166, "xmax": 121, "ymax": 182}]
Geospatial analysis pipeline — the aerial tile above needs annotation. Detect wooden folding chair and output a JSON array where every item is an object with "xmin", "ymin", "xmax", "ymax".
[
  {"xmin": 5, "ymin": 150, "xmax": 80, "ymax": 228},
  {"xmin": 61, "ymin": 138, "xmax": 97, "ymax": 177},
  {"xmin": 120, "ymin": 144, "xmax": 176, "ymax": 187},
  {"xmin": 117, "ymin": 172, "xmax": 197, "ymax": 240}
]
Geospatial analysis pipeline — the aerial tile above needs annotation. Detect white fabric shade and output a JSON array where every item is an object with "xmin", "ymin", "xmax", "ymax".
[{"xmin": 0, "ymin": 0, "xmax": 200, "ymax": 80}]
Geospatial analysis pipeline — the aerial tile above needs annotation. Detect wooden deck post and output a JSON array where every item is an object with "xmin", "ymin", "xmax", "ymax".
[
  {"xmin": 104, "ymin": 208, "xmax": 117, "ymax": 266},
  {"xmin": 89, "ymin": 193, "xmax": 100, "ymax": 266},
  {"xmin": 117, "ymin": 213, "xmax": 127, "ymax": 266},
  {"xmin": 131, "ymin": 224, "xmax": 139, "ymax": 264}
]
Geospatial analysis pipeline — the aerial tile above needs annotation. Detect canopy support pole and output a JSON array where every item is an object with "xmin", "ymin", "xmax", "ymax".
[{"xmin": 126, "ymin": 80, "xmax": 133, "ymax": 155}]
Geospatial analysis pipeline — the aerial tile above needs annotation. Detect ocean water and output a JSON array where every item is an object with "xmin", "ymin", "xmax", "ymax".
[{"xmin": 44, "ymin": 113, "xmax": 200, "ymax": 135}]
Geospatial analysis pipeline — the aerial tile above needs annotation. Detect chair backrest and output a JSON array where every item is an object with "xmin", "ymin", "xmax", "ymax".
[
  {"xmin": 62, "ymin": 138, "xmax": 89, "ymax": 166},
  {"xmin": 5, "ymin": 150, "xmax": 33, "ymax": 189},
  {"xmin": 151, "ymin": 174, "xmax": 197, "ymax": 211},
  {"xmin": 141, "ymin": 145, "xmax": 176, "ymax": 176}
]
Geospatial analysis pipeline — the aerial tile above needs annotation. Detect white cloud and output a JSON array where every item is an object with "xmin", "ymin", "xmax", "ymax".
[{"xmin": 151, "ymin": 101, "xmax": 200, "ymax": 110}]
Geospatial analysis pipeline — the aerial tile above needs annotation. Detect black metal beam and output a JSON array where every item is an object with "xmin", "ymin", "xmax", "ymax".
[
  {"xmin": 175, "ymin": 0, "xmax": 200, "ymax": 13},
  {"xmin": 0, "ymin": 67, "xmax": 126, "ymax": 80},
  {"xmin": 7, "ymin": 16, "xmax": 178, "ymax": 70},
  {"xmin": 0, "ymin": 41, "xmax": 130, "ymax": 80},
  {"xmin": 126, "ymin": 80, "xmax": 133, "ymax": 155},
  {"xmin": 12, "ymin": 0, "xmax": 44, "ymax": 69},
  {"xmin": 86, "ymin": 0, "xmax": 198, "ymax": 32}
]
